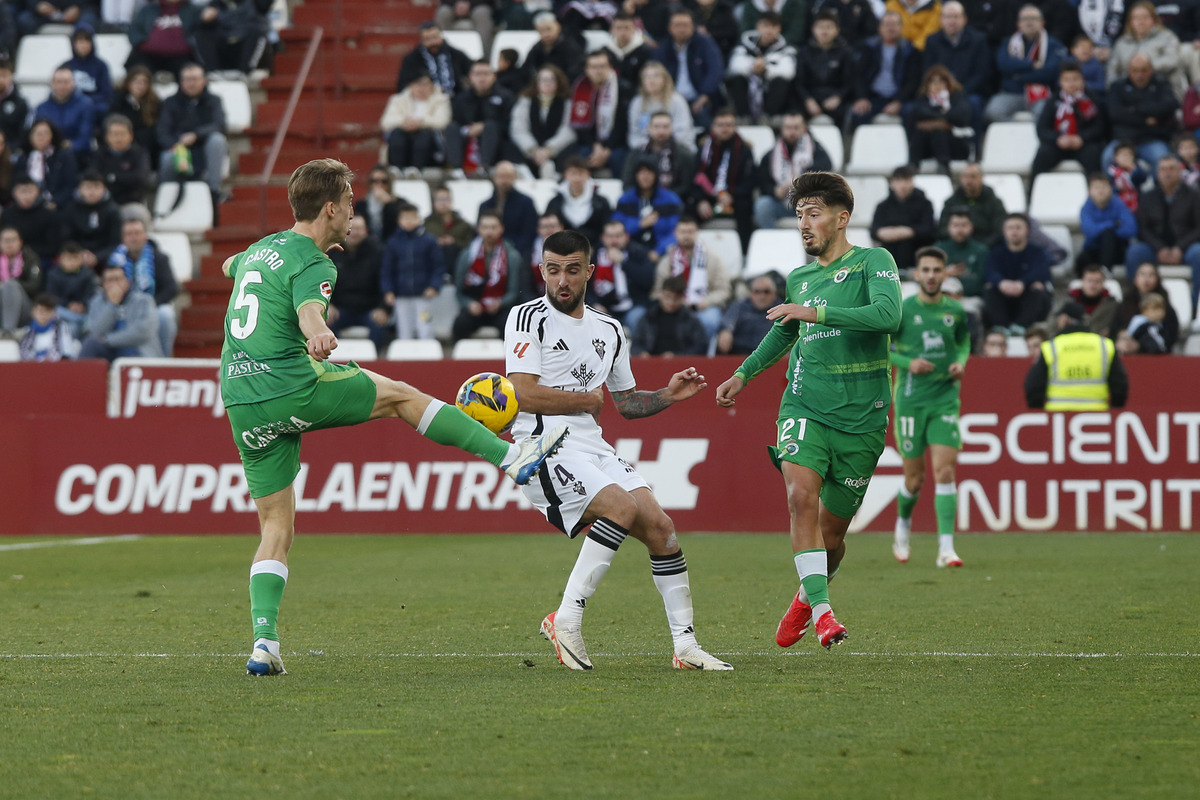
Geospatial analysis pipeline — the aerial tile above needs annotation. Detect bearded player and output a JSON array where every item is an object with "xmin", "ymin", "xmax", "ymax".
[{"xmin": 715, "ymin": 171, "xmax": 901, "ymax": 649}]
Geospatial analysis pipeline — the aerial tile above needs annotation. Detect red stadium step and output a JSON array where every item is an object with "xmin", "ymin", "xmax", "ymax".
[
  {"xmin": 292, "ymin": 3, "xmax": 428, "ymax": 29},
  {"xmin": 274, "ymin": 49, "xmax": 410, "ymax": 80},
  {"xmin": 238, "ymin": 145, "xmax": 382, "ymax": 178}
]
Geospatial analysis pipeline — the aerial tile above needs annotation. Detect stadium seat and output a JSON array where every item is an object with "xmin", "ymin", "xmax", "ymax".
[
  {"xmin": 95, "ymin": 33, "xmax": 131, "ymax": 84},
  {"xmin": 1162, "ymin": 277, "xmax": 1194, "ymax": 331},
  {"xmin": 207, "ymin": 80, "xmax": 253, "ymax": 134},
  {"xmin": 386, "ymin": 339, "xmax": 445, "ymax": 360},
  {"xmin": 744, "ymin": 229, "xmax": 805, "ymax": 279},
  {"xmin": 983, "ymin": 173, "xmax": 1028, "ymax": 214},
  {"xmin": 809, "ymin": 124, "xmax": 844, "ymax": 171},
  {"xmin": 515, "ymin": 178, "xmax": 558, "ymax": 214},
  {"xmin": 442, "ymin": 30, "xmax": 484, "ymax": 61},
  {"xmin": 21, "ymin": 83, "xmax": 51, "ymax": 111},
  {"xmin": 393, "ymin": 179, "xmax": 433, "ymax": 218},
  {"xmin": 1039, "ymin": 223, "xmax": 1074, "ymax": 267},
  {"xmin": 444, "ymin": 179, "xmax": 493, "ymax": 226},
  {"xmin": 329, "ymin": 339, "xmax": 378, "ymax": 363},
  {"xmin": 593, "ymin": 178, "xmax": 623, "ymax": 209},
  {"xmin": 844, "ymin": 175, "xmax": 889, "ymax": 222},
  {"xmin": 698, "ymin": 228, "xmax": 743, "ymax": 278},
  {"xmin": 583, "ymin": 30, "xmax": 612, "ymax": 52},
  {"xmin": 913, "ymin": 174, "xmax": 953, "ymax": 219},
  {"xmin": 0, "ymin": 339, "xmax": 18, "ymax": 362},
  {"xmin": 1005, "ymin": 337, "xmax": 1029, "ymax": 357},
  {"xmin": 1029, "ymin": 172, "xmax": 1088, "ymax": 228},
  {"xmin": 15, "ymin": 34, "xmax": 71, "ymax": 85},
  {"xmin": 901, "ymin": 280, "xmax": 919, "ymax": 300},
  {"xmin": 980, "ymin": 121, "xmax": 1038, "ymax": 176},
  {"xmin": 846, "ymin": 124, "xmax": 908, "ymax": 175},
  {"xmin": 845, "ymin": 226, "xmax": 872, "ymax": 247},
  {"xmin": 153, "ymin": 181, "xmax": 214, "ymax": 233},
  {"xmin": 451, "ymin": 338, "xmax": 505, "ymax": 360},
  {"xmin": 153, "ymin": 232, "xmax": 195, "ymax": 284},
  {"xmin": 489, "ymin": 30, "xmax": 539, "ymax": 69},
  {"xmin": 739, "ymin": 125, "xmax": 777, "ymax": 163}
]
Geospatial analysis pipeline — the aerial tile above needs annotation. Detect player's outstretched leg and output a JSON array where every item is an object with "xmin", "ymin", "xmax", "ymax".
[{"xmin": 245, "ymin": 488, "xmax": 294, "ymax": 675}]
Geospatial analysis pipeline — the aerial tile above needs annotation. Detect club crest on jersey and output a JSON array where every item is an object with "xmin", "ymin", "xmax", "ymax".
[
  {"xmin": 944, "ymin": 314, "xmax": 954, "ymax": 327},
  {"xmin": 913, "ymin": 314, "xmax": 922, "ymax": 325},
  {"xmin": 319, "ymin": 281, "xmax": 332, "ymax": 299},
  {"xmin": 571, "ymin": 363, "xmax": 596, "ymax": 387},
  {"xmin": 592, "ymin": 338, "xmax": 606, "ymax": 359},
  {"xmin": 834, "ymin": 268, "xmax": 849, "ymax": 283}
]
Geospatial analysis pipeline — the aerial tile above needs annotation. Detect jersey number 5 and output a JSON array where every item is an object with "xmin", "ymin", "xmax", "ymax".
[
  {"xmin": 230, "ymin": 270, "xmax": 263, "ymax": 340},
  {"xmin": 780, "ymin": 417, "xmax": 808, "ymax": 441}
]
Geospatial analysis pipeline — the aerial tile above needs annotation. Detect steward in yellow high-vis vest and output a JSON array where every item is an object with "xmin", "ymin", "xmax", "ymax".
[{"xmin": 1024, "ymin": 301, "xmax": 1129, "ymax": 411}]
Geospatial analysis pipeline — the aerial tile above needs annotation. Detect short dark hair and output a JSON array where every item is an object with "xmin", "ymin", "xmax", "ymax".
[
  {"xmin": 786, "ymin": 171, "xmax": 854, "ymax": 214},
  {"xmin": 947, "ymin": 208, "xmax": 973, "ymax": 223},
  {"xmin": 1087, "ymin": 171, "xmax": 1110, "ymax": 185},
  {"xmin": 499, "ymin": 48, "xmax": 519, "ymax": 67},
  {"xmin": 543, "ymin": 229, "xmax": 592, "ymax": 262},
  {"xmin": 80, "ymin": 169, "xmax": 105, "ymax": 184},
  {"xmin": 395, "ymin": 200, "xmax": 418, "ymax": 215},
  {"xmin": 61, "ymin": 241, "xmax": 83, "ymax": 254},
  {"xmin": 1059, "ymin": 60, "xmax": 1082, "ymax": 77},
  {"xmin": 1114, "ymin": 140, "xmax": 1136, "ymax": 153},
  {"xmin": 1004, "ymin": 212, "xmax": 1030, "ymax": 228},
  {"xmin": 814, "ymin": 8, "xmax": 840, "ymax": 25},
  {"xmin": 478, "ymin": 209, "xmax": 503, "ymax": 226},
  {"xmin": 563, "ymin": 154, "xmax": 590, "ymax": 173},
  {"xmin": 676, "ymin": 212, "xmax": 700, "ymax": 227},
  {"xmin": 891, "ymin": 165, "xmax": 915, "ymax": 181},
  {"xmin": 915, "ymin": 246, "xmax": 947, "ymax": 265},
  {"xmin": 34, "ymin": 292, "xmax": 58, "ymax": 308},
  {"xmin": 586, "ymin": 49, "xmax": 615, "ymax": 67},
  {"xmin": 713, "ymin": 106, "xmax": 736, "ymax": 121},
  {"xmin": 1079, "ymin": 263, "xmax": 1105, "ymax": 277},
  {"xmin": 661, "ymin": 275, "xmax": 687, "ymax": 295},
  {"xmin": 759, "ymin": 11, "xmax": 783, "ymax": 27}
]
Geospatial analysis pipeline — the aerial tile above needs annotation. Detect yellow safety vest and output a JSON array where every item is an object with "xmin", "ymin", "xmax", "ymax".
[{"xmin": 1041, "ymin": 332, "xmax": 1114, "ymax": 411}]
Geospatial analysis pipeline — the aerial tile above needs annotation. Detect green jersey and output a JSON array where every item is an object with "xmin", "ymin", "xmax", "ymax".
[
  {"xmin": 735, "ymin": 245, "xmax": 902, "ymax": 434},
  {"xmin": 220, "ymin": 231, "xmax": 337, "ymax": 407},
  {"xmin": 891, "ymin": 293, "xmax": 970, "ymax": 409}
]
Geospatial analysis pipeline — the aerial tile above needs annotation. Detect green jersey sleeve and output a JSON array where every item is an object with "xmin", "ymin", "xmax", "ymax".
[
  {"xmin": 815, "ymin": 249, "xmax": 901, "ymax": 333},
  {"xmin": 292, "ymin": 258, "xmax": 336, "ymax": 313},
  {"xmin": 733, "ymin": 319, "xmax": 799, "ymax": 384}
]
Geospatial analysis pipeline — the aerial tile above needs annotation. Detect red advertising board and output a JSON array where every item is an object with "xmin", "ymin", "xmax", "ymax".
[{"xmin": 0, "ymin": 356, "xmax": 1196, "ymax": 535}]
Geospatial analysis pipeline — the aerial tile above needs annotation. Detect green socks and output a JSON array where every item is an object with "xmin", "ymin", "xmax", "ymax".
[
  {"xmin": 416, "ymin": 399, "xmax": 512, "ymax": 466},
  {"xmin": 249, "ymin": 560, "xmax": 288, "ymax": 642},
  {"xmin": 793, "ymin": 549, "xmax": 830, "ymax": 608},
  {"xmin": 934, "ymin": 483, "xmax": 957, "ymax": 535},
  {"xmin": 897, "ymin": 485, "xmax": 919, "ymax": 521}
]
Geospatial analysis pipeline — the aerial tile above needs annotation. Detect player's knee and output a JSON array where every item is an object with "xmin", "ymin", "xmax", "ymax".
[
  {"xmin": 785, "ymin": 483, "xmax": 819, "ymax": 518},
  {"xmin": 645, "ymin": 512, "xmax": 676, "ymax": 550},
  {"xmin": 594, "ymin": 490, "xmax": 638, "ymax": 530},
  {"xmin": 935, "ymin": 465, "xmax": 956, "ymax": 485}
]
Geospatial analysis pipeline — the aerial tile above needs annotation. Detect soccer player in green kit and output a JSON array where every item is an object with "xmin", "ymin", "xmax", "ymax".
[
  {"xmin": 221, "ymin": 159, "xmax": 568, "ymax": 676},
  {"xmin": 889, "ymin": 246, "xmax": 969, "ymax": 567},
  {"xmin": 715, "ymin": 172, "xmax": 901, "ymax": 649}
]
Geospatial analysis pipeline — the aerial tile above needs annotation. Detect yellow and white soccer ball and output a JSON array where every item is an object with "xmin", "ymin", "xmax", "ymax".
[{"xmin": 455, "ymin": 372, "xmax": 519, "ymax": 434}]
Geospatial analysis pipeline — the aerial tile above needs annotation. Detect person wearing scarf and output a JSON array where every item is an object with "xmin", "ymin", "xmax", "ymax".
[
  {"xmin": 725, "ymin": 13, "xmax": 797, "ymax": 123},
  {"xmin": 19, "ymin": 293, "xmax": 79, "ymax": 361},
  {"xmin": 985, "ymin": 4, "xmax": 1065, "ymax": 122},
  {"xmin": 1032, "ymin": 62, "xmax": 1105, "ymax": 177},
  {"xmin": 546, "ymin": 156, "xmax": 613, "ymax": 248},
  {"xmin": 0, "ymin": 226, "xmax": 40, "ymax": 335},
  {"xmin": 589, "ymin": 218, "xmax": 656, "ymax": 331},
  {"xmin": 452, "ymin": 210, "xmax": 523, "ymax": 341},
  {"xmin": 394, "ymin": 22, "xmax": 470, "ymax": 97},
  {"xmin": 754, "ymin": 113, "xmax": 832, "ymax": 230},
  {"xmin": 108, "ymin": 217, "xmax": 179, "ymax": 356},
  {"xmin": 528, "ymin": 211, "xmax": 565, "ymax": 299},
  {"xmin": 620, "ymin": 110, "xmax": 696, "ymax": 198},
  {"xmin": 653, "ymin": 213, "xmax": 731, "ymax": 341},
  {"xmin": 568, "ymin": 50, "xmax": 631, "ymax": 176},
  {"xmin": 690, "ymin": 108, "xmax": 756, "ymax": 251}
]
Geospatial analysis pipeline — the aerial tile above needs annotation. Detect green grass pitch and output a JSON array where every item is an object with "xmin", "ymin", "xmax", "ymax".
[{"xmin": 2, "ymin": 532, "xmax": 1198, "ymax": 799}]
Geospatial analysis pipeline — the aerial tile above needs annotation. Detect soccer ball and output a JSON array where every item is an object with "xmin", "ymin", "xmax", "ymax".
[{"xmin": 455, "ymin": 372, "xmax": 519, "ymax": 434}]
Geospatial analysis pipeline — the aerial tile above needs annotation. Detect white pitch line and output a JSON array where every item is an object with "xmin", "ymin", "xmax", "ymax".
[
  {"xmin": 0, "ymin": 651, "xmax": 1196, "ymax": 659},
  {"xmin": 0, "ymin": 534, "xmax": 144, "ymax": 552}
]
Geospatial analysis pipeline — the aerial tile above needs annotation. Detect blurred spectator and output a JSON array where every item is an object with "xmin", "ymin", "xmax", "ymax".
[
  {"xmin": 0, "ymin": 130, "xmax": 13, "ymax": 207},
  {"xmin": 653, "ymin": 214, "xmax": 730, "ymax": 341},
  {"xmin": 568, "ymin": 50, "xmax": 631, "ymax": 177},
  {"xmin": 794, "ymin": 9, "xmax": 857, "ymax": 127},
  {"xmin": 588, "ymin": 217, "xmax": 655, "ymax": 329},
  {"xmin": 452, "ymin": 210, "xmax": 523, "ymax": 341},
  {"xmin": 494, "ymin": 48, "xmax": 527, "ymax": 96},
  {"xmin": 1040, "ymin": 0, "xmax": 1087, "ymax": 46},
  {"xmin": 381, "ymin": 74, "xmax": 451, "ymax": 174},
  {"xmin": 16, "ymin": 119, "xmax": 79, "ymax": 209},
  {"xmin": 18, "ymin": 0, "xmax": 99, "ymax": 36},
  {"xmin": 194, "ymin": 0, "xmax": 272, "ymax": 76},
  {"xmin": 726, "ymin": 11, "xmax": 797, "ymax": 123},
  {"xmin": 560, "ymin": 0, "xmax": 619, "ymax": 32},
  {"xmin": 1032, "ymin": 62, "xmax": 1106, "ymax": 178},
  {"xmin": 0, "ymin": 5, "xmax": 14, "ymax": 63},
  {"xmin": 886, "ymin": 0, "xmax": 941, "ymax": 50},
  {"xmin": 737, "ymin": 0, "xmax": 807, "ymax": 48},
  {"xmin": 0, "ymin": 60, "xmax": 27, "ymax": 147},
  {"xmin": 907, "ymin": 64, "xmax": 972, "ymax": 174},
  {"xmin": 19, "ymin": 292, "xmax": 78, "ymax": 361},
  {"xmin": 79, "ymin": 263, "xmax": 162, "ymax": 359},
  {"xmin": 45, "ymin": 241, "xmax": 96, "ymax": 334},
  {"xmin": 1069, "ymin": 263, "xmax": 1119, "ymax": 336},
  {"xmin": 717, "ymin": 273, "xmax": 779, "ymax": 354},
  {"xmin": 1077, "ymin": 171, "xmax": 1136, "ymax": 273},
  {"xmin": 445, "ymin": 61, "xmax": 515, "ymax": 176},
  {"xmin": 110, "ymin": 67, "xmax": 163, "ymax": 163},
  {"xmin": 934, "ymin": 209, "xmax": 988, "ymax": 300},
  {"xmin": 622, "ymin": 110, "xmax": 696, "ymax": 197},
  {"xmin": 435, "ymin": 0, "xmax": 496, "ymax": 56},
  {"xmin": 983, "ymin": 212, "xmax": 1054, "ymax": 332},
  {"xmin": 524, "ymin": 12, "xmax": 586, "ymax": 84},
  {"xmin": 1125, "ymin": 155, "xmax": 1200, "ymax": 306},
  {"xmin": 938, "ymin": 162, "xmax": 1007, "ymax": 243},
  {"xmin": 1153, "ymin": 0, "xmax": 1200, "ymax": 88},
  {"xmin": 851, "ymin": 11, "xmax": 921, "ymax": 129},
  {"xmin": 0, "ymin": 226, "xmax": 40, "ymax": 336},
  {"xmin": 395, "ymin": 22, "xmax": 472, "ymax": 96},
  {"xmin": 479, "ymin": 160, "xmax": 537, "ymax": 260},
  {"xmin": 156, "ymin": 64, "xmax": 228, "ymax": 198},
  {"xmin": 941, "ymin": 273, "xmax": 984, "ymax": 350},
  {"xmin": 631, "ymin": 274, "xmax": 709, "ymax": 356},
  {"xmin": 127, "ymin": 1, "xmax": 202, "ymax": 79},
  {"xmin": 1069, "ymin": 35, "xmax": 1108, "ymax": 97},
  {"xmin": 605, "ymin": 12, "xmax": 656, "ymax": 85},
  {"xmin": 923, "ymin": 2, "xmax": 991, "ymax": 135},
  {"xmin": 626, "ymin": 0, "xmax": 671, "ymax": 42},
  {"xmin": 613, "ymin": 159, "xmax": 683, "ymax": 260},
  {"xmin": 1175, "ymin": 131, "xmax": 1200, "ymax": 183},
  {"xmin": 1076, "ymin": 2, "xmax": 1124, "ymax": 58},
  {"xmin": 528, "ymin": 211, "xmax": 565, "ymax": 298},
  {"xmin": 1025, "ymin": 300, "xmax": 1128, "ymax": 409},
  {"xmin": 63, "ymin": 170, "xmax": 122, "ymax": 269},
  {"xmin": 1104, "ymin": 53, "xmax": 1178, "ymax": 169},
  {"xmin": 1107, "ymin": 140, "xmax": 1147, "ymax": 211},
  {"xmin": 355, "ymin": 166, "xmax": 400, "ymax": 244},
  {"xmin": 94, "ymin": 114, "xmax": 152, "ymax": 208},
  {"xmin": 691, "ymin": 108, "xmax": 755, "ymax": 250},
  {"xmin": 425, "ymin": 185, "xmax": 474, "ymax": 271},
  {"xmin": 108, "ymin": 217, "xmax": 178, "ymax": 356},
  {"xmin": 546, "ymin": 156, "xmax": 612, "ymax": 248},
  {"xmin": 36, "ymin": 68, "xmax": 95, "ymax": 159},
  {"xmin": 1107, "ymin": 2, "xmax": 1186, "ymax": 95},
  {"xmin": 65, "ymin": 23, "xmax": 111, "ymax": 111},
  {"xmin": 328, "ymin": 216, "xmax": 387, "ymax": 349},
  {"xmin": 755, "ymin": 113, "xmax": 831, "ymax": 230},
  {"xmin": 689, "ymin": 0, "xmax": 740, "ymax": 58},
  {"xmin": 809, "ymin": 0, "xmax": 878, "ymax": 45},
  {"xmin": 1024, "ymin": 321, "xmax": 1051, "ymax": 354},
  {"xmin": 654, "ymin": 8, "xmax": 725, "ymax": 129},
  {"xmin": 981, "ymin": 326, "xmax": 1008, "ymax": 356},
  {"xmin": 985, "ymin": 5, "xmax": 1066, "ymax": 123},
  {"xmin": 2, "ymin": 177, "xmax": 61, "ymax": 262},
  {"xmin": 1119, "ymin": 292, "xmax": 1172, "ymax": 352},
  {"xmin": 1113, "ymin": 260, "xmax": 1180, "ymax": 347},
  {"xmin": 627, "ymin": 61, "xmax": 696, "ymax": 155},
  {"xmin": 871, "ymin": 165, "xmax": 937, "ymax": 269},
  {"xmin": 510, "ymin": 65, "xmax": 576, "ymax": 180},
  {"xmin": 959, "ymin": 0, "xmax": 1016, "ymax": 48}
]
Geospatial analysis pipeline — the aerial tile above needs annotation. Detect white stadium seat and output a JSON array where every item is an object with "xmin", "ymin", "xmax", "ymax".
[
  {"xmin": 444, "ymin": 179, "xmax": 493, "ymax": 226},
  {"xmin": 698, "ymin": 228, "xmax": 743, "ymax": 278},
  {"xmin": 846, "ymin": 124, "xmax": 908, "ymax": 175},
  {"xmin": 452, "ymin": 338, "xmax": 505, "ymax": 360},
  {"xmin": 593, "ymin": 178, "xmax": 623, "ymax": 209},
  {"xmin": 15, "ymin": 34, "xmax": 72, "ymax": 85},
  {"xmin": 207, "ymin": 79, "xmax": 253, "ymax": 134},
  {"xmin": 738, "ymin": 125, "xmax": 777, "ymax": 163},
  {"xmin": 1029, "ymin": 172, "xmax": 1088, "ymax": 229},
  {"xmin": 330, "ymin": 339, "xmax": 378, "ymax": 363},
  {"xmin": 152, "ymin": 232, "xmax": 195, "ymax": 284},
  {"xmin": 845, "ymin": 226, "xmax": 872, "ymax": 247},
  {"xmin": 153, "ymin": 181, "xmax": 213, "ymax": 233},
  {"xmin": 809, "ymin": 123, "xmax": 844, "ymax": 171},
  {"xmin": 386, "ymin": 339, "xmax": 445, "ymax": 360},
  {"xmin": 981, "ymin": 121, "xmax": 1039, "ymax": 175},
  {"xmin": 515, "ymin": 178, "xmax": 558, "ymax": 214},
  {"xmin": 583, "ymin": 31, "xmax": 612, "ymax": 52},
  {"xmin": 95, "ymin": 33, "xmax": 132, "ymax": 84},
  {"xmin": 983, "ymin": 173, "xmax": 1027, "ymax": 214},
  {"xmin": 393, "ymin": 179, "xmax": 433, "ymax": 218},
  {"xmin": 1039, "ymin": 223, "xmax": 1074, "ymax": 266},
  {"xmin": 442, "ymin": 30, "xmax": 484, "ymax": 61},
  {"xmin": 21, "ymin": 83, "xmax": 51, "ymax": 111},
  {"xmin": 1162, "ymin": 278, "xmax": 1194, "ymax": 331},
  {"xmin": 744, "ymin": 229, "xmax": 805, "ymax": 279},
  {"xmin": 490, "ymin": 30, "xmax": 539, "ymax": 69},
  {"xmin": 0, "ymin": 339, "xmax": 18, "ymax": 362},
  {"xmin": 845, "ymin": 175, "xmax": 889, "ymax": 222},
  {"xmin": 1005, "ymin": 337, "xmax": 1029, "ymax": 357},
  {"xmin": 913, "ymin": 174, "xmax": 953, "ymax": 219}
]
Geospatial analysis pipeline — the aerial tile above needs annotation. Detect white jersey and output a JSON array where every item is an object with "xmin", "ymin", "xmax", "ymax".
[{"xmin": 504, "ymin": 297, "xmax": 636, "ymax": 455}]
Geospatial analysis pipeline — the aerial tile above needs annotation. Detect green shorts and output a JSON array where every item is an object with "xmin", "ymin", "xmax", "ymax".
[
  {"xmin": 768, "ymin": 415, "xmax": 886, "ymax": 520},
  {"xmin": 226, "ymin": 361, "xmax": 377, "ymax": 498},
  {"xmin": 892, "ymin": 402, "xmax": 961, "ymax": 459}
]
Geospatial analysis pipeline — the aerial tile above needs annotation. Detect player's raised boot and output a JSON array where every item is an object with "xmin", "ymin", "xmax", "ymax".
[
  {"xmin": 936, "ymin": 549, "xmax": 964, "ymax": 568},
  {"xmin": 540, "ymin": 612, "xmax": 592, "ymax": 670},
  {"xmin": 505, "ymin": 425, "xmax": 570, "ymax": 485},
  {"xmin": 245, "ymin": 643, "xmax": 286, "ymax": 676},
  {"xmin": 815, "ymin": 611, "xmax": 848, "ymax": 649},
  {"xmin": 672, "ymin": 644, "xmax": 734, "ymax": 671},
  {"xmin": 775, "ymin": 590, "xmax": 813, "ymax": 647}
]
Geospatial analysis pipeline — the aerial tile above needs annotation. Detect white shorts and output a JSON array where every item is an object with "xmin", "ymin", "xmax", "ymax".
[{"xmin": 522, "ymin": 449, "xmax": 650, "ymax": 537}]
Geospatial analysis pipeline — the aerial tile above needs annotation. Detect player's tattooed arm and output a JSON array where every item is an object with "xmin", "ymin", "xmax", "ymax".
[{"xmin": 611, "ymin": 388, "xmax": 672, "ymax": 419}]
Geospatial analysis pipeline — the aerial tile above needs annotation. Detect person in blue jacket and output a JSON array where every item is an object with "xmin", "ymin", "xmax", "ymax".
[
  {"xmin": 1076, "ymin": 171, "xmax": 1137, "ymax": 276},
  {"xmin": 381, "ymin": 201, "xmax": 445, "ymax": 342},
  {"xmin": 36, "ymin": 68, "xmax": 95, "ymax": 162},
  {"xmin": 654, "ymin": 8, "xmax": 725, "ymax": 131},
  {"xmin": 985, "ymin": 4, "xmax": 1066, "ymax": 123},
  {"xmin": 612, "ymin": 159, "xmax": 683, "ymax": 262},
  {"xmin": 65, "ymin": 24, "xmax": 112, "ymax": 112}
]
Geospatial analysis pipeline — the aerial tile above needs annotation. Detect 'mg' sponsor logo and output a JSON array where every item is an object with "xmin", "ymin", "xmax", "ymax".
[{"xmin": 875, "ymin": 270, "xmax": 899, "ymax": 280}]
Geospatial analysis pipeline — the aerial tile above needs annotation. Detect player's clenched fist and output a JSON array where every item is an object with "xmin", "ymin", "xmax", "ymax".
[
  {"xmin": 307, "ymin": 332, "xmax": 338, "ymax": 361},
  {"xmin": 714, "ymin": 375, "xmax": 744, "ymax": 407}
]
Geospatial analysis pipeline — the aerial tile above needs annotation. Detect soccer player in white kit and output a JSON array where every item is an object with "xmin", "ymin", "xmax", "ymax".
[{"xmin": 505, "ymin": 229, "xmax": 732, "ymax": 671}]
